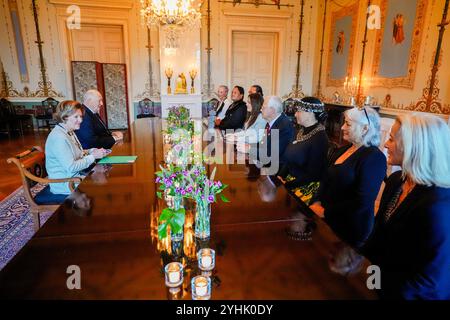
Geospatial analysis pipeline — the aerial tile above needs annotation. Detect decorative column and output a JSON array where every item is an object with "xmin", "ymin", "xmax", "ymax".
[
  {"xmin": 315, "ymin": 0, "xmax": 327, "ymax": 99},
  {"xmin": 288, "ymin": 0, "xmax": 306, "ymax": 98},
  {"xmin": 31, "ymin": 0, "xmax": 48, "ymax": 96},
  {"xmin": 415, "ymin": 0, "xmax": 449, "ymax": 114},
  {"xmin": 356, "ymin": 0, "xmax": 371, "ymax": 106}
]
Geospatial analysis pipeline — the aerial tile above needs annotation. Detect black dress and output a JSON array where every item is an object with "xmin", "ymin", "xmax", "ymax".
[
  {"xmin": 279, "ymin": 123, "xmax": 329, "ymax": 190},
  {"xmin": 319, "ymin": 145, "xmax": 387, "ymax": 248}
]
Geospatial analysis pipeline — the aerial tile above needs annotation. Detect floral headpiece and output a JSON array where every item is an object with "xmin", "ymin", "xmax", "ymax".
[{"xmin": 295, "ymin": 99, "xmax": 325, "ymax": 113}]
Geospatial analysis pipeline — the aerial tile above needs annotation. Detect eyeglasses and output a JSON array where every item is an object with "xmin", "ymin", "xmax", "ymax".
[{"xmin": 361, "ymin": 107, "xmax": 370, "ymax": 126}]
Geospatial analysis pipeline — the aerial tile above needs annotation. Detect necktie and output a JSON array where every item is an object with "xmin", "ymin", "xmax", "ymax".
[
  {"xmin": 265, "ymin": 123, "xmax": 271, "ymax": 135},
  {"xmin": 216, "ymin": 101, "xmax": 225, "ymax": 115}
]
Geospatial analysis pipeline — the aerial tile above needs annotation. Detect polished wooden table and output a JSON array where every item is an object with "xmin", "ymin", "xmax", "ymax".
[{"xmin": 0, "ymin": 118, "xmax": 375, "ymax": 299}]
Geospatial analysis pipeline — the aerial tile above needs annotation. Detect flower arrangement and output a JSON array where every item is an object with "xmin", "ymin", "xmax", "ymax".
[
  {"xmin": 184, "ymin": 166, "xmax": 229, "ymax": 205},
  {"xmin": 166, "ymin": 105, "xmax": 194, "ymax": 134},
  {"xmin": 155, "ymin": 164, "xmax": 229, "ymax": 239}
]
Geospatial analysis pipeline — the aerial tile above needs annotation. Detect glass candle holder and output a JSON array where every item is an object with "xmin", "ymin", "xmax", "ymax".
[
  {"xmin": 165, "ymin": 262, "xmax": 183, "ymax": 287},
  {"xmin": 191, "ymin": 275, "xmax": 211, "ymax": 300},
  {"xmin": 197, "ymin": 248, "xmax": 215, "ymax": 271}
]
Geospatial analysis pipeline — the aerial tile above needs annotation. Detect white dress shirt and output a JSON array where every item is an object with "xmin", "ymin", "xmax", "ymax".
[{"xmin": 216, "ymin": 98, "xmax": 232, "ymax": 120}]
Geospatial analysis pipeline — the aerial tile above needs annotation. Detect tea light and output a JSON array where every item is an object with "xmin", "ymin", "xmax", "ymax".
[
  {"xmin": 197, "ymin": 248, "xmax": 215, "ymax": 271},
  {"xmin": 164, "ymin": 262, "xmax": 183, "ymax": 287},
  {"xmin": 191, "ymin": 275, "xmax": 211, "ymax": 300}
]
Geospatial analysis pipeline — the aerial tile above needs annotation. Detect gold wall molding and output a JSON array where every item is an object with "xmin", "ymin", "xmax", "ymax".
[
  {"xmin": 371, "ymin": 0, "xmax": 428, "ymax": 89},
  {"xmin": 325, "ymin": 2, "xmax": 358, "ymax": 88}
]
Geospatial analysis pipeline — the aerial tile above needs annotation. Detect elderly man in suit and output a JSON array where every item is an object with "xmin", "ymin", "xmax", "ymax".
[
  {"xmin": 253, "ymin": 96, "xmax": 294, "ymax": 174},
  {"xmin": 75, "ymin": 90, "xmax": 123, "ymax": 149}
]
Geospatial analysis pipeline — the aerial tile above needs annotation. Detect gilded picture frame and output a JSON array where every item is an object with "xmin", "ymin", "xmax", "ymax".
[
  {"xmin": 371, "ymin": 0, "xmax": 428, "ymax": 88},
  {"xmin": 326, "ymin": 3, "xmax": 358, "ymax": 87}
]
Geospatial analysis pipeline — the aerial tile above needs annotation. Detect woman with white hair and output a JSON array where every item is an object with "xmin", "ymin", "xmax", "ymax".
[
  {"xmin": 362, "ymin": 113, "xmax": 450, "ymax": 299},
  {"xmin": 310, "ymin": 107, "xmax": 387, "ymax": 248}
]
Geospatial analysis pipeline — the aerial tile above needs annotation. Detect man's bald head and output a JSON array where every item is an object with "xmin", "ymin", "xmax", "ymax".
[{"xmin": 83, "ymin": 89, "xmax": 103, "ymax": 113}]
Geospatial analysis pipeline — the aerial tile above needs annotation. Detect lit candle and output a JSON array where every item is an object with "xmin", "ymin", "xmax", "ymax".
[
  {"xmin": 195, "ymin": 277, "xmax": 208, "ymax": 296},
  {"xmin": 191, "ymin": 275, "xmax": 211, "ymax": 300},
  {"xmin": 165, "ymin": 262, "xmax": 183, "ymax": 287},
  {"xmin": 198, "ymin": 248, "xmax": 215, "ymax": 271},
  {"xmin": 202, "ymin": 255, "xmax": 212, "ymax": 268}
]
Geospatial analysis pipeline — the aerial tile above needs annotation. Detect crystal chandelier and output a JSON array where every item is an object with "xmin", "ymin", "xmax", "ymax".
[{"xmin": 140, "ymin": 0, "xmax": 202, "ymax": 27}]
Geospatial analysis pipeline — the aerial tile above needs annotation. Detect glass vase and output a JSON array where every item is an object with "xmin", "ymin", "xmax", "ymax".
[{"xmin": 195, "ymin": 200, "xmax": 211, "ymax": 239}]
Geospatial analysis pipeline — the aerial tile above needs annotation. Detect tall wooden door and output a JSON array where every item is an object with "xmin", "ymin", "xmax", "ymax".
[
  {"xmin": 70, "ymin": 25, "xmax": 129, "ymax": 129},
  {"xmin": 231, "ymin": 31, "xmax": 278, "ymax": 95}
]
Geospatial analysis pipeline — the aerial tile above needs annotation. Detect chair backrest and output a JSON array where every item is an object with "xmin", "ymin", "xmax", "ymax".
[
  {"xmin": 0, "ymin": 98, "xmax": 15, "ymax": 117},
  {"xmin": 206, "ymin": 98, "xmax": 219, "ymax": 115},
  {"xmin": 41, "ymin": 97, "xmax": 59, "ymax": 116},
  {"xmin": 138, "ymin": 98, "xmax": 154, "ymax": 115},
  {"xmin": 7, "ymin": 147, "xmax": 47, "ymax": 207}
]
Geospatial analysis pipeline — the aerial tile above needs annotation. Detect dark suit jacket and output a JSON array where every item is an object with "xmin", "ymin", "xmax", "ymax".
[
  {"xmin": 75, "ymin": 105, "xmax": 115, "ymax": 149},
  {"xmin": 258, "ymin": 113, "xmax": 295, "ymax": 170},
  {"xmin": 319, "ymin": 145, "xmax": 387, "ymax": 248},
  {"xmin": 218, "ymin": 100, "xmax": 247, "ymax": 130},
  {"xmin": 362, "ymin": 171, "xmax": 450, "ymax": 300}
]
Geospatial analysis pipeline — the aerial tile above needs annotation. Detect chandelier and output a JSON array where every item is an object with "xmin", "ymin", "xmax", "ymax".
[{"xmin": 140, "ymin": 0, "xmax": 202, "ymax": 27}]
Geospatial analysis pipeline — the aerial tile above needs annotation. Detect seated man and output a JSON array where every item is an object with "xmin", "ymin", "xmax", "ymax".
[
  {"xmin": 253, "ymin": 96, "xmax": 294, "ymax": 174},
  {"xmin": 75, "ymin": 89, "xmax": 123, "ymax": 149},
  {"xmin": 215, "ymin": 85, "xmax": 232, "ymax": 120}
]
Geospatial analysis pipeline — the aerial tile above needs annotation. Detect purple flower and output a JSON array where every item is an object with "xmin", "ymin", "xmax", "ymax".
[
  {"xmin": 155, "ymin": 177, "xmax": 161, "ymax": 183},
  {"xmin": 216, "ymin": 181, "xmax": 222, "ymax": 188},
  {"xmin": 181, "ymin": 189, "xmax": 187, "ymax": 196},
  {"xmin": 208, "ymin": 195, "xmax": 214, "ymax": 203},
  {"xmin": 187, "ymin": 186, "xmax": 193, "ymax": 193}
]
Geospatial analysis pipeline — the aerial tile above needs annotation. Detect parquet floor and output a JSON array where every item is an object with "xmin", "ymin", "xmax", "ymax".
[{"xmin": 0, "ymin": 130, "xmax": 49, "ymax": 201}]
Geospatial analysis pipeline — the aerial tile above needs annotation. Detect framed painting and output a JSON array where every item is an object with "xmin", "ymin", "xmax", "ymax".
[
  {"xmin": 326, "ymin": 3, "xmax": 358, "ymax": 87},
  {"xmin": 371, "ymin": 0, "xmax": 428, "ymax": 88}
]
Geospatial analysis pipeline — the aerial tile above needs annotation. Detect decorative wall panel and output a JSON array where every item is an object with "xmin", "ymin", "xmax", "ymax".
[
  {"xmin": 71, "ymin": 61, "xmax": 107, "ymax": 122},
  {"xmin": 102, "ymin": 63, "xmax": 129, "ymax": 129},
  {"xmin": 325, "ymin": 3, "xmax": 358, "ymax": 87},
  {"xmin": 371, "ymin": 0, "xmax": 428, "ymax": 88}
]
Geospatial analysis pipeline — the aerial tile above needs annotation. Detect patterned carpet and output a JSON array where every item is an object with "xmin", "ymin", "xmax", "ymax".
[{"xmin": 0, "ymin": 184, "xmax": 53, "ymax": 270}]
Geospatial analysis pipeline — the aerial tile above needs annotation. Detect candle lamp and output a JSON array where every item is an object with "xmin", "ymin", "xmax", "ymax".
[
  {"xmin": 191, "ymin": 275, "xmax": 211, "ymax": 300},
  {"xmin": 165, "ymin": 67, "xmax": 173, "ymax": 94},
  {"xmin": 164, "ymin": 262, "xmax": 183, "ymax": 287},
  {"xmin": 197, "ymin": 248, "xmax": 215, "ymax": 271},
  {"xmin": 189, "ymin": 69, "xmax": 197, "ymax": 94}
]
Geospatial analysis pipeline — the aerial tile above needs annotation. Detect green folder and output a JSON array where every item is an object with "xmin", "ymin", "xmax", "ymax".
[{"xmin": 98, "ymin": 156, "xmax": 137, "ymax": 164}]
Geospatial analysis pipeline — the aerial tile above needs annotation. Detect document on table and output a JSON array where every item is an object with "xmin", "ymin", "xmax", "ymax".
[{"xmin": 98, "ymin": 156, "xmax": 137, "ymax": 164}]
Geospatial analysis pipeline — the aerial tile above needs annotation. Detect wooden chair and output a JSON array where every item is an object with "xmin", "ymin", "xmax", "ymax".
[
  {"xmin": 7, "ymin": 146, "xmax": 81, "ymax": 231},
  {"xmin": 137, "ymin": 98, "xmax": 156, "ymax": 118},
  {"xmin": 35, "ymin": 97, "xmax": 58, "ymax": 130}
]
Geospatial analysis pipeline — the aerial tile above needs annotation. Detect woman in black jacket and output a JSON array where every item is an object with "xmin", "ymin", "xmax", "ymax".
[
  {"xmin": 218, "ymin": 86, "xmax": 247, "ymax": 130},
  {"xmin": 362, "ymin": 114, "xmax": 450, "ymax": 299},
  {"xmin": 310, "ymin": 107, "xmax": 387, "ymax": 249}
]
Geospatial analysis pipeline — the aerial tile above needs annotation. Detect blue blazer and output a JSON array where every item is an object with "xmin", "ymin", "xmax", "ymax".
[
  {"xmin": 75, "ymin": 106, "xmax": 115, "ymax": 149},
  {"xmin": 320, "ymin": 145, "xmax": 387, "ymax": 248},
  {"xmin": 362, "ymin": 171, "xmax": 450, "ymax": 300},
  {"xmin": 260, "ymin": 113, "xmax": 295, "ymax": 165}
]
